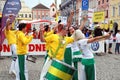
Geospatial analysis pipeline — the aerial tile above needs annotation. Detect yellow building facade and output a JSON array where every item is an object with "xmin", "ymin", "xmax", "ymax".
[
  {"xmin": 16, "ymin": 0, "xmax": 32, "ymax": 21},
  {"xmin": 109, "ymin": 0, "xmax": 120, "ymax": 29}
]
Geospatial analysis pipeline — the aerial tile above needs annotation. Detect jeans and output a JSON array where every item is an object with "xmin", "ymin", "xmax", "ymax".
[{"xmin": 115, "ymin": 43, "xmax": 120, "ymax": 53}]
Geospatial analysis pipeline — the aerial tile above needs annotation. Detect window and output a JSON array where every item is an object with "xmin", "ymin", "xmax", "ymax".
[
  {"xmin": 38, "ymin": 11, "xmax": 40, "ymax": 15},
  {"xmin": 34, "ymin": 14, "xmax": 36, "ymax": 19},
  {"xmin": 33, "ymin": 12, "xmax": 37, "ymax": 19},
  {"xmin": 42, "ymin": 15, "xmax": 44, "ymax": 18},
  {"xmin": 0, "ymin": 6, "xmax": 1, "ymax": 12},
  {"xmin": 38, "ymin": 15, "xmax": 40, "ymax": 18},
  {"xmin": 46, "ymin": 15, "xmax": 48, "ymax": 17},
  {"xmin": 46, "ymin": 13, "xmax": 48, "ymax": 16},
  {"xmin": 102, "ymin": 0, "xmax": 104, "ymax": 4},
  {"xmin": 119, "ymin": 5, "xmax": 120, "ymax": 16},
  {"xmin": 98, "ymin": 1, "xmax": 100, "ymax": 5},
  {"xmin": 105, "ymin": 10, "xmax": 108, "ymax": 18},
  {"xmin": 52, "ymin": 8, "xmax": 55, "ymax": 11},
  {"xmin": 29, "ymin": 14, "xmax": 31, "ymax": 18},
  {"xmin": 25, "ymin": 14, "xmax": 27, "ymax": 18},
  {"xmin": 20, "ymin": 14, "xmax": 23, "ymax": 17},
  {"xmin": 113, "ymin": 7, "xmax": 115, "ymax": 17},
  {"xmin": 42, "ymin": 12, "xmax": 44, "ymax": 15}
]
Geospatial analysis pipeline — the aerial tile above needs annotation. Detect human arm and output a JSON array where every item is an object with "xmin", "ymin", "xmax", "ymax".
[
  {"xmin": 52, "ymin": 22, "xmax": 58, "ymax": 32},
  {"xmin": 39, "ymin": 26, "xmax": 46, "ymax": 42},
  {"xmin": 19, "ymin": 32, "xmax": 33, "ymax": 45},
  {"xmin": 79, "ymin": 15, "xmax": 88, "ymax": 30},
  {"xmin": 87, "ymin": 33, "xmax": 110, "ymax": 43},
  {"xmin": 67, "ymin": 10, "xmax": 74, "ymax": 28}
]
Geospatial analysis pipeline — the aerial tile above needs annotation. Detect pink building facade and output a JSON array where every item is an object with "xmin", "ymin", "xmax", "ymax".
[
  {"xmin": 97, "ymin": 0, "xmax": 109, "ymax": 18},
  {"xmin": 32, "ymin": 3, "xmax": 50, "ymax": 20}
]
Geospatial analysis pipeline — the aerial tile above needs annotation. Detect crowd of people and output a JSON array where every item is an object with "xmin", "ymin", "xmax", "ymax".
[{"xmin": 3, "ymin": 10, "xmax": 119, "ymax": 80}]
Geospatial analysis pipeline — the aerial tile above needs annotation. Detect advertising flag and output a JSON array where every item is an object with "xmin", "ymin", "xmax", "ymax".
[{"xmin": 0, "ymin": 0, "xmax": 21, "ymax": 45}]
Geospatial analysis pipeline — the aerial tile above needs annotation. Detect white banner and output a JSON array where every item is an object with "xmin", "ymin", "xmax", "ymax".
[
  {"xmin": 89, "ymin": 41, "xmax": 104, "ymax": 53},
  {"xmin": 0, "ymin": 39, "xmax": 46, "ymax": 56}
]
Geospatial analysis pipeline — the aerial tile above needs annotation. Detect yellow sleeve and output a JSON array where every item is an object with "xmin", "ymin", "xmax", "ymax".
[
  {"xmin": 47, "ymin": 30, "xmax": 54, "ymax": 36},
  {"xmin": 44, "ymin": 34, "xmax": 54, "ymax": 43},
  {"xmin": 18, "ymin": 33, "xmax": 33, "ymax": 45},
  {"xmin": 44, "ymin": 30, "xmax": 54, "ymax": 37},
  {"xmin": 14, "ymin": 30, "xmax": 18, "ymax": 34},
  {"xmin": 65, "ymin": 37, "xmax": 74, "ymax": 44},
  {"xmin": 44, "ymin": 32, "xmax": 47, "ymax": 37}
]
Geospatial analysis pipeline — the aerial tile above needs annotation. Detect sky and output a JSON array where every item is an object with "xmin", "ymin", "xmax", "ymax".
[{"xmin": 24, "ymin": 0, "xmax": 61, "ymax": 9}]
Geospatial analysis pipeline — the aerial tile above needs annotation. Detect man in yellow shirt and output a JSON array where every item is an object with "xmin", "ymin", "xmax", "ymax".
[
  {"xmin": 4, "ymin": 22, "xmax": 17, "ymax": 75},
  {"xmin": 40, "ymin": 24, "xmax": 74, "ymax": 80},
  {"xmin": 15, "ymin": 23, "xmax": 33, "ymax": 80}
]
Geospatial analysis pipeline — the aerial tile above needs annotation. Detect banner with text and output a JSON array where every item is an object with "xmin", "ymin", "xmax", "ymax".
[
  {"xmin": 0, "ymin": 0, "xmax": 21, "ymax": 45},
  {"xmin": 93, "ymin": 11, "xmax": 105, "ymax": 22},
  {"xmin": 0, "ymin": 39, "xmax": 46, "ymax": 56}
]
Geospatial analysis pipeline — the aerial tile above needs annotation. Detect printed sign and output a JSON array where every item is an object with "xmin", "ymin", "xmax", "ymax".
[
  {"xmin": 90, "ymin": 41, "xmax": 104, "ymax": 53},
  {"xmin": 93, "ymin": 11, "xmax": 105, "ymax": 22},
  {"xmin": 91, "ymin": 42, "xmax": 99, "ymax": 51}
]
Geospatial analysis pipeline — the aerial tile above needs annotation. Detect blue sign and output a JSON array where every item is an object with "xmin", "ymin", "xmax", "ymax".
[
  {"xmin": 82, "ymin": 0, "xmax": 89, "ymax": 10},
  {"xmin": 91, "ymin": 42, "xmax": 99, "ymax": 51}
]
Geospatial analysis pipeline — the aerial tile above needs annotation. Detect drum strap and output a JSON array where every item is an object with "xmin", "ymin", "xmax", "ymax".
[{"xmin": 50, "ymin": 36, "xmax": 64, "ymax": 58}]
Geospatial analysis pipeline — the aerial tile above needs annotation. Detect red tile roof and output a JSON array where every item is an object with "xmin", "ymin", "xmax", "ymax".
[{"xmin": 32, "ymin": 3, "xmax": 49, "ymax": 9}]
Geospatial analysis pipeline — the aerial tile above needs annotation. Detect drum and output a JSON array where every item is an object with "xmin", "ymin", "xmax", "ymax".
[{"xmin": 45, "ymin": 59, "xmax": 76, "ymax": 80}]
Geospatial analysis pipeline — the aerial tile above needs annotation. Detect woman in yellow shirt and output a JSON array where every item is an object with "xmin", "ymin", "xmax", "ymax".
[{"xmin": 4, "ymin": 22, "xmax": 17, "ymax": 75}]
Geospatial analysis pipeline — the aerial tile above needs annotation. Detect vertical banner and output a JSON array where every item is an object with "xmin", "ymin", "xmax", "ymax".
[{"xmin": 0, "ymin": 0, "xmax": 21, "ymax": 45}]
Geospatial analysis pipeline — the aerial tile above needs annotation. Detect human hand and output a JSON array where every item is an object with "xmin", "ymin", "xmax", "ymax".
[
  {"xmin": 28, "ymin": 32, "xmax": 33, "ymax": 36},
  {"xmin": 83, "ymin": 15, "xmax": 88, "ymax": 21},
  {"xmin": 70, "ymin": 10, "xmax": 74, "ymax": 16},
  {"xmin": 40, "ymin": 26, "xmax": 44, "ymax": 31},
  {"xmin": 104, "ymin": 33, "xmax": 111, "ymax": 39}
]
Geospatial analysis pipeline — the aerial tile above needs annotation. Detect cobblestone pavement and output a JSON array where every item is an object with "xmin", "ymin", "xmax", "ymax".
[{"xmin": 0, "ymin": 54, "xmax": 120, "ymax": 80}]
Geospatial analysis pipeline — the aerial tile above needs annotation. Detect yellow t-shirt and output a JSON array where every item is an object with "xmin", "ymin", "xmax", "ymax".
[
  {"xmin": 16, "ymin": 31, "xmax": 33, "ymax": 55},
  {"xmin": 44, "ymin": 30, "xmax": 54, "ymax": 37},
  {"xmin": 45, "ymin": 34, "xmax": 74, "ymax": 60},
  {"xmin": 4, "ymin": 30, "xmax": 17, "ymax": 45},
  {"xmin": 44, "ymin": 30, "xmax": 54, "ymax": 51}
]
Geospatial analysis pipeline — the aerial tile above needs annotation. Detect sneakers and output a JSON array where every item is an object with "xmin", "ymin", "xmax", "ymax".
[
  {"xmin": 9, "ymin": 70, "xmax": 16, "ymax": 76},
  {"xmin": 108, "ymin": 51, "xmax": 112, "ymax": 54}
]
